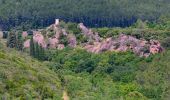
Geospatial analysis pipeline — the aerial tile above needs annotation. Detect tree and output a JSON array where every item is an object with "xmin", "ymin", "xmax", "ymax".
[
  {"xmin": 16, "ymin": 32, "xmax": 23, "ymax": 51},
  {"xmin": 39, "ymin": 44, "xmax": 45, "ymax": 60},
  {"xmin": 7, "ymin": 32, "xmax": 17, "ymax": 48},
  {"xmin": 30, "ymin": 36, "xmax": 35, "ymax": 57}
]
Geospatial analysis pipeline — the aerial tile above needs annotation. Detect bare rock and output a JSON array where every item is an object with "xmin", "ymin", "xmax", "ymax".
[
  {"xmin": 62, "ymin": 29, "xmax": 68, "ymax": 36},
  {"xmin": 68, "ymin": 34, "xmax": 77, "ymax": 48},
  {"xmin": 78, "ymin": 23, "xmax": 89, "ymax": 35},
  {"xmin": 22, "ymin": 31, "xmax": 28, "ymax": 38},
  {"xmin": 83, "ymin": 33, "xmax": 163, "ymax": 57},
  {"xmin": 48, "ymin": 38, "xmax": 59, "ymax": 48},
  {"xmin": 23, "ymin": 39, "xmax": 30, "ymax": 48},
  {"xmin": 78, "ymin": 23, "xmax": 101, "ymax": 42},
  {"xmin": 149, "ymin": 40, "xmax": 163, "ymax": 54},
  {"xmin": 33, "ymin": 32, "xmax": 47, "ymax": 48},
  {"xmin": 57, "ymin": 44, "xmax": 65, "ymax": 50}
]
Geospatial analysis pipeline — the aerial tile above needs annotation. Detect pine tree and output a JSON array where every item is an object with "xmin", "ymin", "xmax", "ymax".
[
  {"xmin": 34, "ymin": 42, "xmax": 40, "ymax": 59},
  {"xmin": 16, "ymin": 32, "xmax": 23, "ymax": 51},
  {"xmin": 29, "ymin": 36, "xmax": 45, "ymax": 60},
  {"xmin": 39, "ymin": 45, "xmax": 45, "ymax": 60},
  {"xmin": 7, "ymin": 32, "xmax": 17, "ymax": 48},
  {"xmin": 30, "ymin": 36, "xmax": 35, "ymax": 57}
]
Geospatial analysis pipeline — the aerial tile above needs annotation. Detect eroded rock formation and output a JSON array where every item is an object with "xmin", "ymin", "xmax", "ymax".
[
  {"xmin": 68, "ymin": 34, "xmax": 77, "ymax": 48},
  {"xmin": 22, "ymin": 31, "xmax": 28, "ymax": 38},
  {"xmin": 48, "ymin": 37, "xmax": 59, "ymax": 48},
  {"xmin": 23, "ymin": 20, "xmax": 163, "ymax": 57},
  {"xmin": 78, "ymin": 23, "xmax": 101, "ymax": 42},
  {"xmin": 23, "ymin": 39, "xmax": 30, "ymax": 48},
  {"xmin": 84, "ymin": 34, "xmax": 163, "ymax": 57},
  {"xmin": 33, "ymin": 32, "xmax": 47, "ymax": 48}
]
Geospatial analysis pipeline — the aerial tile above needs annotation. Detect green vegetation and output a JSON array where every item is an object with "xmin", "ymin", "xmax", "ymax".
[
  {"xmin": 0, "ymin": 42, "xmax": 62, "ymax": 99},
  {"xmin": 44, "ymin": 19, "xmax": 170, "ymax": 99},
  {"xmin": 0, "ymin": 0, "xmax": 170, "ymax": 30},
  {"xmin": 7, "ymin": 31, "xmax": 23, "ymax": 51},
  {"xmin": 1, "ymin": 17, "xmax": 170, "ymax": 99},
  {"xmin": 30, "ymin": 36, "xmax": 46, "ymax": 61},
  {"xmin": 45, "ymin": 47, "xmax": 170, "ymax": 100}
]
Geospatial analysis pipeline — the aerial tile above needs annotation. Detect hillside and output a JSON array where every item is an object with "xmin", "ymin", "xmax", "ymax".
[
  {"xmin": 0, "ymin": 40, "xmax": 63, "ymax": 99},
  {"xmin": 0, "ymin": 0, "xmax": 170, "ymax": 30},
  {"xmin": 0, "ymin": 11, "xmax": 170, "ymax": 100}
]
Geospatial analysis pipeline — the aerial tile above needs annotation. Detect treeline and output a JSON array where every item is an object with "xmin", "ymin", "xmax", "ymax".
[
  {"xmin": 0, "ymin": 0, "xmax": 170, "ymax": 30},
  {"xmin": 7, "ymin": 31, "xmax": 23, "ymax": 51},
  {"xmin": 6, "ymin": 32, "xmax": 46, "ymax": 60}
]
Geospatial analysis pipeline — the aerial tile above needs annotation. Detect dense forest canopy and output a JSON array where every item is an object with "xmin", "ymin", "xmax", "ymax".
[{"xmin": 0, "ymin": 0, "xmax": 170, "ymax": 30}]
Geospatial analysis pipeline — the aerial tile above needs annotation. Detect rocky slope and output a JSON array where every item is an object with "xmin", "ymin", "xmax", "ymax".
[{"xmin": 23, "ymin": 19, "xmax": 163, "ymax": 57}]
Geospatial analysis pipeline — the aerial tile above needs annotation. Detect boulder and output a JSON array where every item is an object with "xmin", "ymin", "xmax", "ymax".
[
  {"xmin": 62, "ymin": 29, "xmax": 68, "ymax": 36},
  {"xmin": 48, "ymin": 38, "xmax": 59, "ymax": 48},
  {"xmin": 68, "ymin": 34, "xmax": 77, "ymax": 48},
  {"xmin": 23, "ymin": 39, "xmax": 30, "ymax": 48},
  {"xmin": 78, "ymin": 23, "xmax": 89, "ymax": 34},
  {"xmin": 149, "ymin": 40, "xmax": 163, "ymax": 54},
  {"xmin": 22, "ymin": 31, "xmax": 28, "ymax": 38},
  {"xmin": 78, "ymin": 23, "xmax": 101, "ymax": 42},
  {"xmin": 33, "ymin": 32, "xmax": 47, "ymax": 48}
]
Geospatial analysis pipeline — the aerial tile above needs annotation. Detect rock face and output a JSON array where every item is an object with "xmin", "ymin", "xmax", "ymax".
[
  {"xmin": 149, "ymin": 40, "xmax": 163, "ymax": 54},
  {"xmin": 22, "ymin": 31, "xmax": 28, "ymax": 38},
  {"xmin": 83, "ymin": 34, "xmax": 163, "ymax": 57},
  {"xmin": 23, "ymin": 21, "xmax": 163, "ymax": 57},
  {"xmin": 62, "ymin": 29, "xmax": 68, "ymax": 36},
  {"xmin": 78, "ymin": 23, "xmax": 101, "ymax": 42},
  {"xmin": 23, "ymin": 39, "xmax": 30, "ymax": 48},
  {"xmin": 68, "ymin": 34, "xmax": 77, "ymax": 48},
  {"xmin": 33, "ymin": 32, "xmax": 47, "ymax": 48},
  {"xmin": 23, "ymin": 19, "xmax": 67, "ymax": 49},
  {"xmin": 48, "ymin": 38, "xmax": 59, "ymax": 48}
]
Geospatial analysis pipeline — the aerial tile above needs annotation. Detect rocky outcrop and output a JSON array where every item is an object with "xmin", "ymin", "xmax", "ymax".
[
  {"xmin": 62, "ymin": 29, "xmax": 68, "ymax": 36},
  {"xmin": 23, "ymin": 39, "xmax": 30, "ymax": 48},
  {"xmin": 23, "ymin": 32, "xmax": 47, "ymax": 48},
  {"xmin": 68, "ymin": 34, "xmax": 77, "ymax": 48},
  {"xmin": 78, "ymin": 23, "xmax": 101, "ymax": 42},
  {"xmin": 22, "ymin": 31, "xmax": 28, "ymax": 38},
  {"xmin": 23, "ymin": 20, "xmax": 163, "ymax": 57},
  {"xmin": 84, "ymin": 34, "xmax": 163, "ymax": 57},
  {"xmin": 23, "ymin": 19, "xmax": 67, "ymax": 49},
  {"xmin": 48, "ymin": 37, "xmax": 59, "ymax": 48},
  {"xmin": 33, "ymin": 32, "xmax": 47, "ymax": 48},
  {"xmin": 149, "ymin": 40, "xmax": 163, "ymax": 54}
]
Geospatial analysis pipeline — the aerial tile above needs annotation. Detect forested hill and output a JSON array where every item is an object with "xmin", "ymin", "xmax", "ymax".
[{"xmin": 0, "ymin": 0, "xmax": 170, "ymax": 30}]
